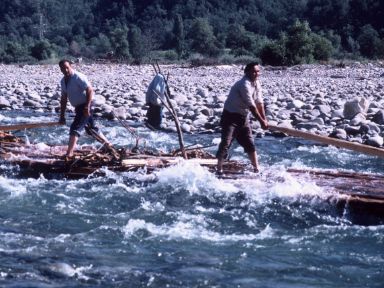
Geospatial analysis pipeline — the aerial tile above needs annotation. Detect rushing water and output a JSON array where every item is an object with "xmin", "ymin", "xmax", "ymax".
[{"xmin": 0, "ymin": 112, "xmax": 383, "ymax": 287}]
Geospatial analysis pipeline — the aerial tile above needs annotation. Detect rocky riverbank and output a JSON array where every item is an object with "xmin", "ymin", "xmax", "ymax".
[{"xmin": 0, "ymin": 62, "xmax": 384, "ymax": 147}]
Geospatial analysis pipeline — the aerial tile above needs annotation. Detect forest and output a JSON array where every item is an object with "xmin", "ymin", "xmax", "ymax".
[{"xmin": 0, "ymin": 0, "xmax": 383, "ymax": 65}]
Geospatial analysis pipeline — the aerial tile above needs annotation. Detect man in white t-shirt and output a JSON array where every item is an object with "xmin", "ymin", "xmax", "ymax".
[
  {"xmin": 58, "ymin": 59, "xmax": 114, "ymax": 159},
  {"xmin": 216, "ymin": 62, "xmax": 268, "ymax": 174}
]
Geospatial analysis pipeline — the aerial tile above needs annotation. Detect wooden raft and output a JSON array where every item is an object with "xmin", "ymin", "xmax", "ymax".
[{"xmin": 1, "ymin": 132, "xmax": 384, "ymax": 223}]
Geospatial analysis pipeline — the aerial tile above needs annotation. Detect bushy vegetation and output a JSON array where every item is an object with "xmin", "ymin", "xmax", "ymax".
[{"xmin": 0, "ymin": 0, "xmax": 383, "ymax": 65}]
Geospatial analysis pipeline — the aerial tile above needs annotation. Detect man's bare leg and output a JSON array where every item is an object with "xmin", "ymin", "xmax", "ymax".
[
  {"xmin": 217, "ymin": 157, "xmax": 224, "ymax": 174},
  {"xmin": 248, "ymin": 151, "xmax": 260, "ymax": 172},
  {"xmin": 66, "ymin": 135, "xmax": 78, "ymax": 157}
]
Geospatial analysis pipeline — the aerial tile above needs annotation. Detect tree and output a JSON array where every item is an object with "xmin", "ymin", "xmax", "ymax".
[
  {"xmin": 128, "ymin": 25, "xmax": 147, "ymax": 64},
  {"xmin": 260, "ymin": 36, "xmax": 287, "ymax": 66},
  {"xmin": 285, "ymin": 20, "xmax": 314, "ymax": 65},
  {"xmin": 173, "ymin": 14, "xmax": 185, "ymax": 59},
  {"xmin": 357, "ymin": 24, "xmax": 381, "ymax": 58},
  {"xmin": 31, "ymin": 39, "xmax": 53, "ymax": 60},
  {"xmin": 89, "ymin": 33, "xmax": 112, "ymax": 58},
  {"xmin": 109, "ymin": 26, "xmax": 130, "ymax": 60},
  {"xmin": 226, "ymin": 23, "xmax": 256, "ymax": 56},
  {"xmin": 188, "ymin": 18, "xmax": 222, "ymax": 57},
  {"xmin": 1, "ymin": 41, "xmax": 29, "ymax": 63},
  {"xmin": 311, "ymin": 34, "xmax": 334, "ymax": 61}
]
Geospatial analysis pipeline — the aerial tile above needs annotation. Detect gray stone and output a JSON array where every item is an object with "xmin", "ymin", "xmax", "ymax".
[
  {"xmin": 287, "ymin": 99, "xmax": 305, "ymax": 109},
  {"xmin": 113, "ymin": 107, "xmax": 127, "ymax": 119},
  {"xmin": 23, "ymin": 99, "xmax": 42, "ymax": 108},
  {"xmin": 331, "ymin": 109, "xmax": 344, "ymax": 118},
  {"xmin": 315, "ymin": 104, "xmax": 331, "ymax": 116},
  {"xmin": 350, "ymin": 113, "xmax": 366, "ymax": 126},
  {"xmin": 329, "ymin": 128, "xmax": 347, "ymax": 140},
  {"xmin": 0, "ymin": 96, "xmax": 10, "ymax": 108},
  {"xmin": 343, "ymin": 97, "xmax": 369, "ymax": 119},
  {"xmin": 93, "ymin": 94, "xmax": 106, "ymax": 105},
  {"xmin": 372, "ymin": 110, "xmax": 384, "ymax": 125},
  {"xmin": 200, "ymin": 108, "xmax": 212, "ymax": 117},
  {"xmin": 181, "ymin": 123, "xmax": 192, "ymax": 133},
  {"xmin": 295, "ymin": 121, "xmax": 322, "ymax": 130},
  {"xmin": 345, "ymin": 125, "xmax": 361, "ymax": 136},
  {"xmin": 365, "ymin": 135, "xmax": 384, "ymax": 147}
]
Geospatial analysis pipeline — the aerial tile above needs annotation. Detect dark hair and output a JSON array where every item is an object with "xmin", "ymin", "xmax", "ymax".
[
  {"xmin": 244, "ymin": 62, "xmax": 259, "ymax": 74},
  {"xmin": 59, "ymin": 59, "xmax": 72, "ymax": 67}
]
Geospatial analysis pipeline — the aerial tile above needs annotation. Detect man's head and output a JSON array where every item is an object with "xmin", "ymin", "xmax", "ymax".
[
  {"xmin": 59, "ymin": 59, "xmax": 73, "ymax": 77},
  {"xmin": 244, "ymin": 62, "xmax": 261, "ymax": 82}
]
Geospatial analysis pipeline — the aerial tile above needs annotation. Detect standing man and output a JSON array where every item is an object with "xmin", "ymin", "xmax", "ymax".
[
  {"xmin": 145, "ymin": 73, "xmax": 166, "ymax": 130},
  {"xmin": 216, "ymin": 62, "xmax": 268, "ymax": 174},
  {"xmin": 58, "ymin": 59, "xmax": 113, "ymax": 159}
]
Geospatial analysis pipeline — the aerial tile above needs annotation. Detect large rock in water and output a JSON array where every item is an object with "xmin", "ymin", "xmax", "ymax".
[{"xmin": 343, "ymin": 97, "xmax": 369, "ymax": 120}]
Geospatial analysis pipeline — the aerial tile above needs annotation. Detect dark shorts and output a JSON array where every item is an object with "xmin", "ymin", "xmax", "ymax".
[
  {"xmin": 146, "ymin": 104, "xmax": 163, "ymax": 129},
  {"xmin": 70, "ymin": 104, "xmax": 99, "ymax": 137},
  {"xmin": 216, "ymin": 109, "xmax": 255, "ymax": 159}
]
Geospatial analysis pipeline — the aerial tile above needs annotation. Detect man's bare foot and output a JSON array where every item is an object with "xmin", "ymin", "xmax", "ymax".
[{"xmin": 64, "ymin": 154, "xmax": 74, "ymax": 162}]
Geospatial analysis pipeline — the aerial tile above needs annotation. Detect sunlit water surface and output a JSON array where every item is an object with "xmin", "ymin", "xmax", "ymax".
[{"xmin": 0, "ymin": 112, "xmax": 383, "ymax": 287}]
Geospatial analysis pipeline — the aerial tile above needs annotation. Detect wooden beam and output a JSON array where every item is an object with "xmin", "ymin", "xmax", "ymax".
[
  {"xmin": 122, "ymin": 157, "xmax": 218, "ymax": 167},
  {"xmin": 269, "ymin": 124, "xmax": 384, "ymax": 158},
  {"xmin": 0, "ymin": 122, "xmax": 62, "ymax": 131}
]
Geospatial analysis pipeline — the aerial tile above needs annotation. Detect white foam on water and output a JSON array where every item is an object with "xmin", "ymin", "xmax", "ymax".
[
  {"xmin": 47, "ymin": 262, "xmax": 91, "ymax": 280},
  {"xmin": 0, "ymin": 176, "xmax": 28, "ymax": 197},
  {"xmin": 140, "ymin": 199, "xmax": 165, "ymax": 212},
  {"xmin": 122, "ymin": 216, "xmax": 274, "ymax": 242},
  {"xmin": 153, "ymin": 159, "xmax": 239, "ymax": 196},
  {"xmin": 211, "ymin": 137, "xmax": 221, "ymax": 145},
  {"xmin": 216, "ymin": 165, "xmax": 328, "ymax": 206},
  {"xmin": 33, "ymin": 142, "xmax": 51, "ymax": 150}
]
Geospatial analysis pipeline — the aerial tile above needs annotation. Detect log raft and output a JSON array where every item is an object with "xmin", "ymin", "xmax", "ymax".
[{"xmin": 1, "ymin": 132, "xmax": 384, "ymax": 223}]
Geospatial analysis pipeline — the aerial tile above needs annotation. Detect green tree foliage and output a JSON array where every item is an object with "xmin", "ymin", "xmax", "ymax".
[
  {"xmin": 261, "ymin": 20, "xmax": 334, "ymax": 66},
  {"xmin": 31, "ymin": 40, "xmax": 54, "ymax": 60},
  {"xmin": 109, "ymin": 26, "xmax": 130, "ymax": 60},
  {"xmin": 173, "ymin": 14, "xmax": 185, "ymax": 59},
  {"xmin": 285, "ymin": 20, "xmax": 314, "ymax": 65},
  {"xmin": 357, "ymin": 24, "xmax": 381, "ymax": 58},
  {"xmin": 0, "ymin": 0, "xmax": 382, "ymax": 64},
  {"xmin": 189, "ymin": 18, "xmax": 222, "ymax": 57},
  {"xmin": 129, "ymin": 25, "xmax": 150, "ymax": 64},
  {"xmin": 260, "ymin": 36, "xmax": 287, "ymax": 66},
  {"xmin": 311, "ymin": 34, "xmax": 334, "ymax": 61},
  {"xmin": 226, "ymin": 24, "xmax": 257, "ymax": 56}
]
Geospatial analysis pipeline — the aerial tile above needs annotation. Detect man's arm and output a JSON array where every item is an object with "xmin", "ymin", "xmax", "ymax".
[
  {"xmin": 250, "ymin": 103, "xmax": 268, "ymax": 130},
  {"xmin": 59, "ymin": 93, "xmax": 68, "ymax": 124},
  {"xmin": 83, "ymin": 86, "xmax": 93, "ymax": 117}
]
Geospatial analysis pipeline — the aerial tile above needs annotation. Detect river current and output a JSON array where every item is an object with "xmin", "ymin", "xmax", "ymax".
[{"xmin": 0, "ymin": 112, "xmax": 383, "ymax": 287}]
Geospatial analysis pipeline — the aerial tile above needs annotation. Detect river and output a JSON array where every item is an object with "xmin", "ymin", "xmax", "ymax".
[{"xmin": 0, "ymin": 111, "xmax": 383, "ymax": 287}]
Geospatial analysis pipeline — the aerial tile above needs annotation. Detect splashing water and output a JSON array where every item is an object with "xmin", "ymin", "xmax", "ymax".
[{"xmin": 0, "ymin": 111, "xmax": 383, "ymax": 287}]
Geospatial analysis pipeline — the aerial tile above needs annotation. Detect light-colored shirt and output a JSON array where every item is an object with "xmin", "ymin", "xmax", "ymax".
[
  {"xmin": 146, "ymin": 73, "xmax": 166, "ymax": 106},
  {"xmin": 224, "ymin": 76, "xmax": 263, "ymax": 116},
  {"xmin": 61, "ymin": 71, "xmax": 91, "ymax": 107}
]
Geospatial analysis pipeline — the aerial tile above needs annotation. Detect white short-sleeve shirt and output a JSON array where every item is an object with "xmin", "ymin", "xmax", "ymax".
[
  {"xmin": 61, "ymin": 71, "xmax": 91, "ymax": 107},
  {"xmin": 224, "ymin": 76, "xmax": 263, "ymax": 116}
]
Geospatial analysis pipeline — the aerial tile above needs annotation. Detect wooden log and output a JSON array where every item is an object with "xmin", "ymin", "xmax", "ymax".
[
  {"xmin": 269, "ymin": 124, "xmax": 384, "ymax": 158},
  {"xmin": 153, "ymin": 63, "xmax": 187, "ymax": 159},
  {"xmin": 0, "ymin": 122, "xmax": 62, "ymax": 131},
  {"xmin": 122, "ymin": 157, "xmax": 218, "ymax": 167}
]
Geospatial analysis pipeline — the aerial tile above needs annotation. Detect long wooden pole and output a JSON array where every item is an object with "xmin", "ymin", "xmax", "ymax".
[
  {"xmin": 153, "ymin": 63, "xmax": 187, "ymax": 159},
  {"xmin": 269, "ymin": 124, "xmax": 384, "ymax": 158},
  {"xmin": 0, "ymin": 122, "xmax": 62, "ymax": 131}
]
